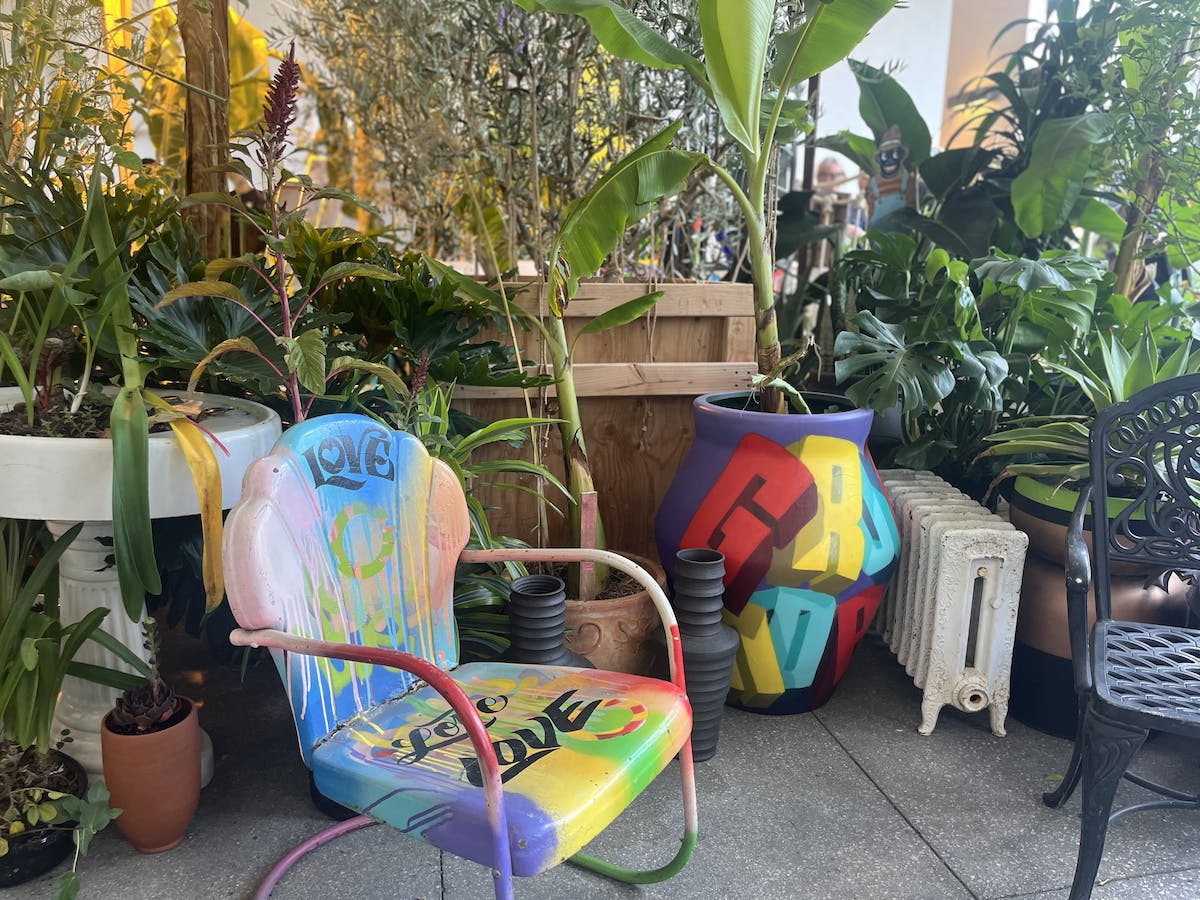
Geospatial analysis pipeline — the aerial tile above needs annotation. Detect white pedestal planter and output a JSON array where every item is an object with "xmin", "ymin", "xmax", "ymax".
[{"xmin": 0, "ymin": 390, "xmax": 281, "ymax": 782}]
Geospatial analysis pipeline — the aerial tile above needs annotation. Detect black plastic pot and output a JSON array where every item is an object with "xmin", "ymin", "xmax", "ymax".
[
  {"xmin": 672, "ymin": 549, "xmax": 739, "ymax": 762},
  {"xmin": 508, "ymin": 575, "xmax": 592, "ymax": 668},
  {"xmin": 0, "ymin": 749, "xmax": 87, "ymax": 888}
]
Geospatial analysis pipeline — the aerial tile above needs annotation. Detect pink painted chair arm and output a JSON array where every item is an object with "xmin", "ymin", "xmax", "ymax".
[
  {"xmin": 228, "ymin": 626, "xmax": 515, "ymax": 899},
  {"xmin": 459, "ymin": 547, "xmax": 687, "ymax": 694}
]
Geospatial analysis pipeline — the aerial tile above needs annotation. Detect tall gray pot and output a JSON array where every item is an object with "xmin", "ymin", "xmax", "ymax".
[
  {"xmin": 673, "ymin": 548, "xmax": 739, "ymax": 762},
  {"xmin": 508, "ymin": 574, "xmax": 593, "ymax": 668}
]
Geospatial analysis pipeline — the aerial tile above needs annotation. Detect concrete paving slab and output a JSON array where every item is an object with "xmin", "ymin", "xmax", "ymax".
[
  {"xmin": 443, "ymin": 708, "xmax": 971, "ymax": 900},
  {"xmin": 16, "ymin": 621, "xmax": 1200, "ymax": 900},
  {"xmin": 815, "ymin": 637, "xmax": 1200, "ymax": 900},
  {"xmin": 995, "ymin": 864, "xmax": 1200, "ymax": 898}
]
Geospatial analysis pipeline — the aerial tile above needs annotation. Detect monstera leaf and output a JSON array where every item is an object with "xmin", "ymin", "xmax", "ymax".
[{"xmin": 835, "ymin": 311, "xmax": 956, "ymax": 415}]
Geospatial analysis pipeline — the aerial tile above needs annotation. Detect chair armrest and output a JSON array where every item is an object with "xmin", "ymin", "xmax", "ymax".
[
  {"xmin": 1065, "ymin": 485, "xmax": 1094, "ymax": 694},
  {"xmin": 229, "ymin": 626, "xmax": 513, "ymax": 882},
  {"xmin": 459, "ymin": 547, "xmax": 687, "ymax": 693}
]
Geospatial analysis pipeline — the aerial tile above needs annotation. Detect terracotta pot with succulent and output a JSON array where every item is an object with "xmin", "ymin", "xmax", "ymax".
[
  {"xmin": 0, "ymin": 519, "xmax": 128, "ymax": 898},
  {"xmin": 101, "ymin": 618, "xmax": 200, "ymax": 854}
]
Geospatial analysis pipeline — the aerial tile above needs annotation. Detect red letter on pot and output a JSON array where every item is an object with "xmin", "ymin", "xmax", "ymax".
[{"xmin": 679, "ymin": 434, "xmax": 817, "ymax": 614}]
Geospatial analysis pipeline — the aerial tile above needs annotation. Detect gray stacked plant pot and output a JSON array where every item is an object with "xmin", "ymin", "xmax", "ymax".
[
  {"xmin": 673, "ymin": 549, "xmax": 739, "ymax": 762},
  {"xmin": 508, "ymin": 574, "xmax": 593, "ymax": 668}
]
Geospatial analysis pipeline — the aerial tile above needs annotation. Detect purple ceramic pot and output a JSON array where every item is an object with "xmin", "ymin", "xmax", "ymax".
[{"xmin": 654, "ymin": 392, "xmax": 900, "ymax": 714}]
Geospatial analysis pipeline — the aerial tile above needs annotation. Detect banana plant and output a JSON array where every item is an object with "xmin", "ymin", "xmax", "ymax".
[
  {"xmin": 429, "ymin": 120, "xmax": 701, "ymax": 597},
  {"xmin": 515, "ymin": 0, "xmax": 898, "ymax": 411}
]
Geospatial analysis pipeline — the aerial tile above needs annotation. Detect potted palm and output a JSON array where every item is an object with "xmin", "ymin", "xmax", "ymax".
[
  {"xmin": 430, "ymin": 121, "xmax": 703, "ymax": 672},
  {"xmin": 515, "ymin": 0, "xmax": 903, "ymax": 711}
]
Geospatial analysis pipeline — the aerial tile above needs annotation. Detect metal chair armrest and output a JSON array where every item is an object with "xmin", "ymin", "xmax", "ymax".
[
  {"xmin": 229, "ymin": 627, "xmax": 514, "ymax": 897},
  {"xmin": 459, "ymin": 547, "xmax": 687, "ymax": 694},
  {"xmin": 1065, "ymin": 485, "xmax": 1094, "ymax": 694}
]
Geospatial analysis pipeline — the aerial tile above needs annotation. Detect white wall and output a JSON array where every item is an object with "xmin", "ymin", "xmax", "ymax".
[{"xmin": 815, "ymin": 0, "xmax": 955, "ymax": 159}]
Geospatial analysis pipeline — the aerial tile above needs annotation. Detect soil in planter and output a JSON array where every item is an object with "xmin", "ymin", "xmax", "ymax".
[
  {"xmin": 0, "ymin": 392, "xmax": 216, "ymax": 439},
  {"xmin": 542, "ymin": 563, "xmax": 639, "ymax": 600},
  {"xmin": 0, "ymin": 394, "xmax": 114, "ymax": 438},
  {"xmin": 0, "ymin": 743, "xmax": 88, "ymax": 888}
]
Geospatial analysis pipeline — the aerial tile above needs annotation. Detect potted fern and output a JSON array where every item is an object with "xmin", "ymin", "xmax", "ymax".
[{"xmin": 100, "ymin": 619, "xmax": 199, "ymax": 854}]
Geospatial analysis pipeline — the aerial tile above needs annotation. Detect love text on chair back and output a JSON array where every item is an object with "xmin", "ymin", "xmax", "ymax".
[{"xmin": 224, "ymin": 415, "xmax": 470, "ymax": 760}]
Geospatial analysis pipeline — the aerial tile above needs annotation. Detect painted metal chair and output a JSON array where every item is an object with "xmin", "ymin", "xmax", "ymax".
[
  {"xmin": 1042, "ymin": 374, "xmax": 1200, "ymax": 900},
  {"xmin": 223, "ymin": 414, "xmax": 697, "ymax": 899}
]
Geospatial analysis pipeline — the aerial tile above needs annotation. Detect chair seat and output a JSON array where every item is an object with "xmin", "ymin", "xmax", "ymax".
[
  {"xmin": 1093, "ymin": 621, "xmax": 1200, "ymax": 733},
  {"xmin": 311, "ymin": 661, "xmax": 691, "ymax": 876}
]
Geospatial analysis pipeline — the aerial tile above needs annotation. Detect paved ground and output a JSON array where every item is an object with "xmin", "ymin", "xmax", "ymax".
[{"xmin": 17, "ymin": 631, "xmax": 1200, "ymax": 900}]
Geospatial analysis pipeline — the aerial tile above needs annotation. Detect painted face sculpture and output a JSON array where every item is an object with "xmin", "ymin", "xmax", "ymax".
[{"xmin": 867, "ymin": 124, "xmax": 915, "ymax": 226}]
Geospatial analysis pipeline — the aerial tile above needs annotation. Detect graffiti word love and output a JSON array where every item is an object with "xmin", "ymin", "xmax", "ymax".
[
  {"xmin": 302, "ymin": 426, "xmax": 395, "ymax": 491},
  {"xmin": 386, "ymin": 689, "xmax": 602, "ymax": 786}
]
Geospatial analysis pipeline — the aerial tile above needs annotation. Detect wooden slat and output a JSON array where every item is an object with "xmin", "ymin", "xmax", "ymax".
[
  {"xmin": 500, "ymin": 282, "xmax": 754, "ymax": 318},
  {"xmin": 454, "ymin": 362, "xmax": 755, "ymax": 399}
]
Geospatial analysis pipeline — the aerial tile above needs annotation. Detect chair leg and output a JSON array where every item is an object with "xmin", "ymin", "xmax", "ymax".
[
  {"xmin": 1067, "ymin": 707, "xmax": 1148, "ymax": 900},
  {"xmin": 1044, "ymin": 695, "xmax": 1089, "ymax": 809},
  {"xmin": 254, "ymin": 815, "xmax": 376, "ymax": 899},
  {"xmin": 569, "ymin": 737, "xmax": 700, "ymax": 884}
]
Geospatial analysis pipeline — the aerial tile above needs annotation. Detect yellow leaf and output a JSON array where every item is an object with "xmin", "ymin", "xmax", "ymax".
[
  {"xmin": 8, "ymin": 820, "xmax": 24, "ymax": 835},
  {"xmin": 145, "ymin": 393, "xmax": 225, "ymax": 612}
]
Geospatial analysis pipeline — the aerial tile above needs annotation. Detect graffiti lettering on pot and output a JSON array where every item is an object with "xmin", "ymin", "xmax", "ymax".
[{"xmin": 679, "ymin": 434, "xmax": 817, "ymax": 613}]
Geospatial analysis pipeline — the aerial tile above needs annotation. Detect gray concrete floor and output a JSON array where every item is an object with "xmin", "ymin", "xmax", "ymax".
[{"xmin": 16, "ymin": 630, "xmax": 1200, "ymax": 900}]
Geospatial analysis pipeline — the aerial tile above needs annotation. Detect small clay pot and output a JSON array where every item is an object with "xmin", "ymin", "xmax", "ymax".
[
  {"xmin": 564, "ymin": 553, "xmax": 667, "ymax": 675},
  {"xmin": 101, "ymin": 697, "xmax": 201, "ymax": 853}
]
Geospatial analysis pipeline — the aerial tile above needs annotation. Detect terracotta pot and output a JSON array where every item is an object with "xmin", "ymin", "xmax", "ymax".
[
  {"xmin": 101, "ymin": 697, "xmax": 201, "ymax": 853},
  {"xmin": 564, "ymin": 553, "xmax": 666, "ymax": 675}
]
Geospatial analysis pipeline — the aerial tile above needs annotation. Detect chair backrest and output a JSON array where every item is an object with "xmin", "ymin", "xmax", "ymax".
[
  {"xmin": 224, "ymin": 414, "xmax": 470, "ymax": 762},
  {"xmin": 1090, "ymin": 374, "xmax": 1200, "ymax": 620}
]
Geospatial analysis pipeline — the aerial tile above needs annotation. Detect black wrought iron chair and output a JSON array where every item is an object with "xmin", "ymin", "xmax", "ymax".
[{"xmin": 1043, "ymin": 374, "xmax": 1200, "ymax": 900}]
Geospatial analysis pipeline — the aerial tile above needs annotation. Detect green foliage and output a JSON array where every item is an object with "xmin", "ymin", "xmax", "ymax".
[
  {"xmin": 548, "ymin": 120, "xmax": 703, "ymax": 310},
  {"xmin": 386, "ymin": 381, "xmax": 567, "ymax": 660},
  {"xmin": 847, "ymin": 59, "xmax": 931, "ymax": 168},
  {"xmin": 1010, "ymin": 113, "xmax": 1111, "ymax": 238},
  {"xmin": 981, "ymin": 284, "xmax": 1200, "ymax": 490},
  {"xmin": 835, "ymin": 238, "xmax": 1106, "ymax": 483},
  {"xmin": 0, "ymin": 520, "xmax": 144, "ymax": 757},
  {"xmin": 288, "ymin": 0, "xmax": 733, "ymax": 279},
  {"xmin": 518, "ymin": 0, "xmax": 897, "ymax": 402}
]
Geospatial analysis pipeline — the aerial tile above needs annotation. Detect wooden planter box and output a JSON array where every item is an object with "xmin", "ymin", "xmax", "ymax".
[{"xmin": 456, "ymin": 281, "xmax": 755, "ymax": 560}]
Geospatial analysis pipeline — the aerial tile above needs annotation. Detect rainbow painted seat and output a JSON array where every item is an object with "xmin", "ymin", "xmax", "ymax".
[{"xmin": 224, "ymin": 415, "xmax": 696, "ymax": 899}]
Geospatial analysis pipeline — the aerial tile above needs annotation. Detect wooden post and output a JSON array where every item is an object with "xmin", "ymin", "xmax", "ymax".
[{"xmin": 178, "ymin": 0, "xmax": 231, "ymax": 259}]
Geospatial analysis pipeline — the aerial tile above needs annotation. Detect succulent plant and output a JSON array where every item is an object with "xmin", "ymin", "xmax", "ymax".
[{"xmin": 107, "ymin": 619, "xmax": 180, "ymax": 735}]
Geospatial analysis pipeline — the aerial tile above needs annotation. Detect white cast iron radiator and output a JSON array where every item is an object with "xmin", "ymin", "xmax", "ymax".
[{"xmin": 873, "ymin": 470, "xmax": 1028, "ymax": 736}]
